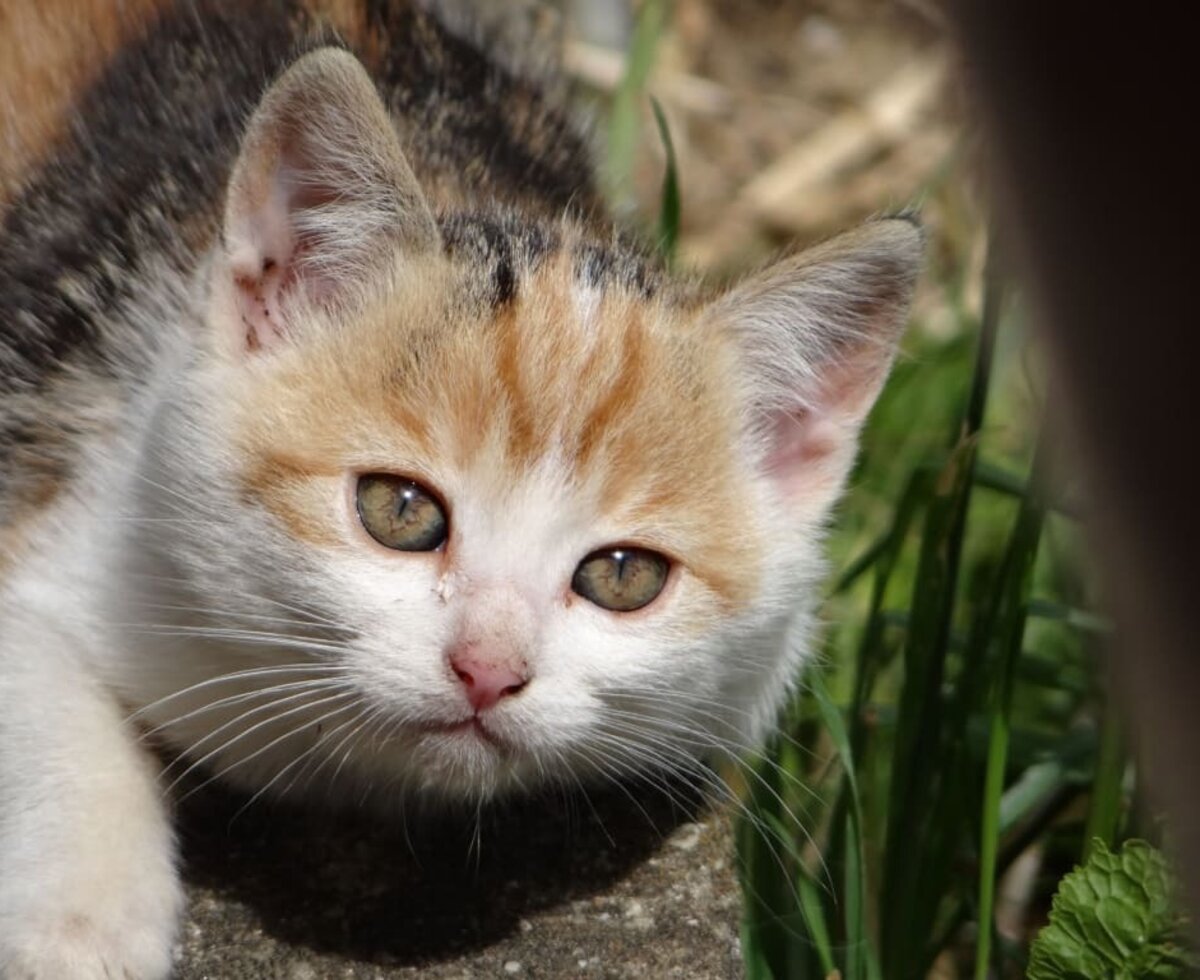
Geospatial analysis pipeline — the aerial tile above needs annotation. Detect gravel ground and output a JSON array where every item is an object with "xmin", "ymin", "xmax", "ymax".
[{"xmin": 173, "ymin": 781, "xmax": 744, "ymax": 979}]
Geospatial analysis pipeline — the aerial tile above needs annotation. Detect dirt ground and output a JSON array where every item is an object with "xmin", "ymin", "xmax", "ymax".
[
  {"xmin": 607, "ymin": 3, "xmax": 955, "ymax": 240},
  {"xmin": 174, "ymin": 780, "xmax": 744, "ymax": 979}
]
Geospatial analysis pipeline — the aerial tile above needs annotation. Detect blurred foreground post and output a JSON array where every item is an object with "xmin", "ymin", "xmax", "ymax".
[{"xmin": 949, "ymin": 1, "xmax": 1198, "ymax": 920}]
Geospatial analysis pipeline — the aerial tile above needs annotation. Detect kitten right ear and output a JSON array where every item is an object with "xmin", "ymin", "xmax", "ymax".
[
  {"xmin": 219, "ymin": 47, "xmax": 439, "ymax": 352},
  {"xmin": 714, "ymin": 218, "xmax": 923, "ymax": 516}
]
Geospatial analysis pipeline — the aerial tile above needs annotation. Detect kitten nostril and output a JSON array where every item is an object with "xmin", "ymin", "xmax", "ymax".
[{"xmin": 449, "ymin": 651, "xmax": 529, "ymax": 712}]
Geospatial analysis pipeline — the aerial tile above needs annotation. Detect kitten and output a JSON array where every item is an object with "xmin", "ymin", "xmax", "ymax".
[{"xmin": 0, "ymin": 1, "xmax": 921, "ymax": 976}]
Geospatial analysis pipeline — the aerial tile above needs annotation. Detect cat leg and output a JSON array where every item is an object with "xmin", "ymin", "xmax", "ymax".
[{"xmin": 0, "ymin": 623, "xmax": 182, "ymax": 980}]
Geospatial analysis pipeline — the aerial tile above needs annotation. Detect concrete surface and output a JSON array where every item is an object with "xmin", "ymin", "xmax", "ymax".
[{"xmin": 172, "ymin": 780, "xmax": 745, "ymax": 979}]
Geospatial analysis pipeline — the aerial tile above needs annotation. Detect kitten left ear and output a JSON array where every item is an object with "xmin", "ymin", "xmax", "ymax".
[
  {"xmin": 220, "ymin": 47, "xmax": 439, "ymax": 352},
  {"xmin": 715, "ymin": 218, "xmax": 923, "ymax": 512}
]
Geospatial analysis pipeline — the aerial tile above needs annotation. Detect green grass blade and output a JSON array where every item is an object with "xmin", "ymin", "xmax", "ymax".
[
  {"xmin": 797, "ymin": 873, "xmax": 837, "ymax": 977},
  {"xmin": 976, "ymin": 711, "xmax": 1009, "ymax": 980},
  {"xmin": 879, "ymin": 234, "xmax": 1006, "ymax": 978},
  {"xmin": 605, "ymin": 0, "xmax": 667, "ymax": 212},
  {"xmin": 738, "ymin": 763, "xmax": 790, "ymax": 979},
  {"xmin": 974, "ymin": 460, "xmax": 1082, "ymax": 520},
  {"xmin": 842, "ymin": 466, "xmax": 934, "ymax": 752},
  {"xmin": 1083, "ymin": 693, "xmax": 1126, "ymax": 860},
  {"xmin": 649, "ymin": 96, "xmax": 680, "ymax": 265},
  {"xmin": 826, "ymin": 466, "xmax": 931, "ymax": 979},
  {"xmin": 830, "ymin": 464, "xmax": 937, "ymax": 597},
  {"xmin": 1025, "ymin": 599, "xmax": 1112, "ymax": 635},
  {"xmin": 811, "ymin": 671, "xmax": 871, "ymax": 980},
  {"xmin": 960, "ymin": 238, "xmax": 1003, "ymax": 440},
  {"xmin": 879, "ymin": 435, "xmax": 977, "ymax": 976},
  {"xmin": 973, "ymin": 432, "xmax": 1050, "ymax": 980},
  {"xmin": 738, "ymin": 736, "xmax": 824, "ymax": 980}
]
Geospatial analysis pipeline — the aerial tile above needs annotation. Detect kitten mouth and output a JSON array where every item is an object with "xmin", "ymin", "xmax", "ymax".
[{"xmin": 417, "ymin": 715, "xmax": 507, "ymax": 749}]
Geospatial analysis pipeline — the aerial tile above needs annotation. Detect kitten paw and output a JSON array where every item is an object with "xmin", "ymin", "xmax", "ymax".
[{"xmin": 0, "ymin": 893, "xmax": 180, "ymax": 980}]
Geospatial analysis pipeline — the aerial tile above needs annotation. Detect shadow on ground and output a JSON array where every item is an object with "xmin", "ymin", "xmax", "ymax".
[{"xmin": 177, "ymin": 775, "xmax": 712, "ymax": 969}]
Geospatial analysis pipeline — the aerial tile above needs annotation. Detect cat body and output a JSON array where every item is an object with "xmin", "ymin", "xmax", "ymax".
[{"xmin": 0, "ymin": 2, "xmax": 921, "ymax": 976}]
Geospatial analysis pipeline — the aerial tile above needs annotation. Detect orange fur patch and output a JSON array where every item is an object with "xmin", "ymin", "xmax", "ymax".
[
  {"xmin": 0, "ymin": 0, "xmax": 395, "ymax": 209},
  {"xmin": 0, "ymin": 0, "xmax": 166, "ymax": 206},
  {"xmin": 240, "ymin": 451, "xmax": 343, "ymax": 548}
]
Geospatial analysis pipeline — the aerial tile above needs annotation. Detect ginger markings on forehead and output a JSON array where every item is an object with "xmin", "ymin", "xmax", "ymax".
[
  {"xmin": 575, "ymin": 306, "xmax": 648, "ymax": 469},
  {"xmin": 491, "ymin": 301, "xmax": 544, "ymax": 466},
  {"xmin": 240, "ymin": 451, "xmax": 343, "ymax": 548},
  {"xmin": 233, "ymin": 242, "xmax": 762, "ymax": 609}
]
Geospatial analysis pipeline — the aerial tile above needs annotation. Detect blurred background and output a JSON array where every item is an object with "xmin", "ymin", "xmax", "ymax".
[{"xmin": 550, "ymin": 0, "xmax": 1195, "ymax": 977}]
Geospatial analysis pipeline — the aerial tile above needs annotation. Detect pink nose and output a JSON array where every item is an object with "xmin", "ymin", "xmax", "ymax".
[{"xmin": 449, "ymin": 650, "xmax": 530, "ymax": 712}]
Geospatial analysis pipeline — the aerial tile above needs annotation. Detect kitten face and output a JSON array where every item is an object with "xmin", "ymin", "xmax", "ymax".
[
  {"xmin": 142, "ymin": 242, "xmax": 792, "ymax": 799},
  {"xmin": 121, "ymin": 49, "xmax": 920, "ymax": 804}
]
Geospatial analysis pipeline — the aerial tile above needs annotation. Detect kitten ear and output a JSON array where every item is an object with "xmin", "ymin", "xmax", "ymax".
[
  {"xmin": 220, "ymin": 47, "xmax": 439, "ymax": 352},
  {"xmin": 716, "ymin": 218, "xmax": 923, "ymax": 512}
]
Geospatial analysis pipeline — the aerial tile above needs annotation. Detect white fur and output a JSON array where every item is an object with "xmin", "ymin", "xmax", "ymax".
[{"xmin": 0, "ymin": 436, "xmax": 184, "ymax": 979}]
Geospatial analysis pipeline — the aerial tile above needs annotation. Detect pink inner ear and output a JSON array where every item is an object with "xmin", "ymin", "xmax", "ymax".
[
  {"xmin": 759, "ymin": 345, "xmax": 895, "ymax": 506},
  {"xmin": 234, "ymin": 258, "xmax": 287, "ymax": 352},
  {"xmin": 229, "ymin": 184, "xmax": 367, "ymax": 352},
  {"xmin": 226, "ymin": 167, "xmax": 303, "ymax": 353},
  {"xmin": 767, "ymin": 346, "xmax": 890, "ymax": 473},
  {"xmin": 767, "ymin": 406, "xmax": 844, "ymax": 486},
  {"xmin": 227, "ymin": 133, "xmax": 347, "ymax": 354},
  {"xmin": 762, "ymin": 384, "xmax": 868, "ymax": 506}
]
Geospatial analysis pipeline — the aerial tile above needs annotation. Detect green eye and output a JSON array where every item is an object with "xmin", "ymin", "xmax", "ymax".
[
  {"xmin": 356, "ymin": 474, "xmax": 448, "ymax": 552},
  {"xmin": 572, "ymin": 547, "xmax": 669, "ymax": 612}
]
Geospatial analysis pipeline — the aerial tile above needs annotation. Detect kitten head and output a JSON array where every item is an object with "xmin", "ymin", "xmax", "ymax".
[{"xmin": 132, "ymin": 49, "xmax": 921, "ymax": 802}]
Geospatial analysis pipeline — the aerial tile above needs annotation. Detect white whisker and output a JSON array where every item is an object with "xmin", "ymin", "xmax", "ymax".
[
  {"xmin": 164, "ymin": 688, "xmax": 356, "ymax": 797},
  {"xmin": 126, "ymin": 663, "xmax": 348, "ymax": 722},
  {"xmin": 137, "ymin": 677, "xmax": 348, "ymax": 740}
]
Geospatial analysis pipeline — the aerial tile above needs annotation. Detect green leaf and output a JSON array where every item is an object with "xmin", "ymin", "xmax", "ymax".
[{"xmin": 1027, "ymin": 839, "xmax": 1196, "ymax": 979}]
